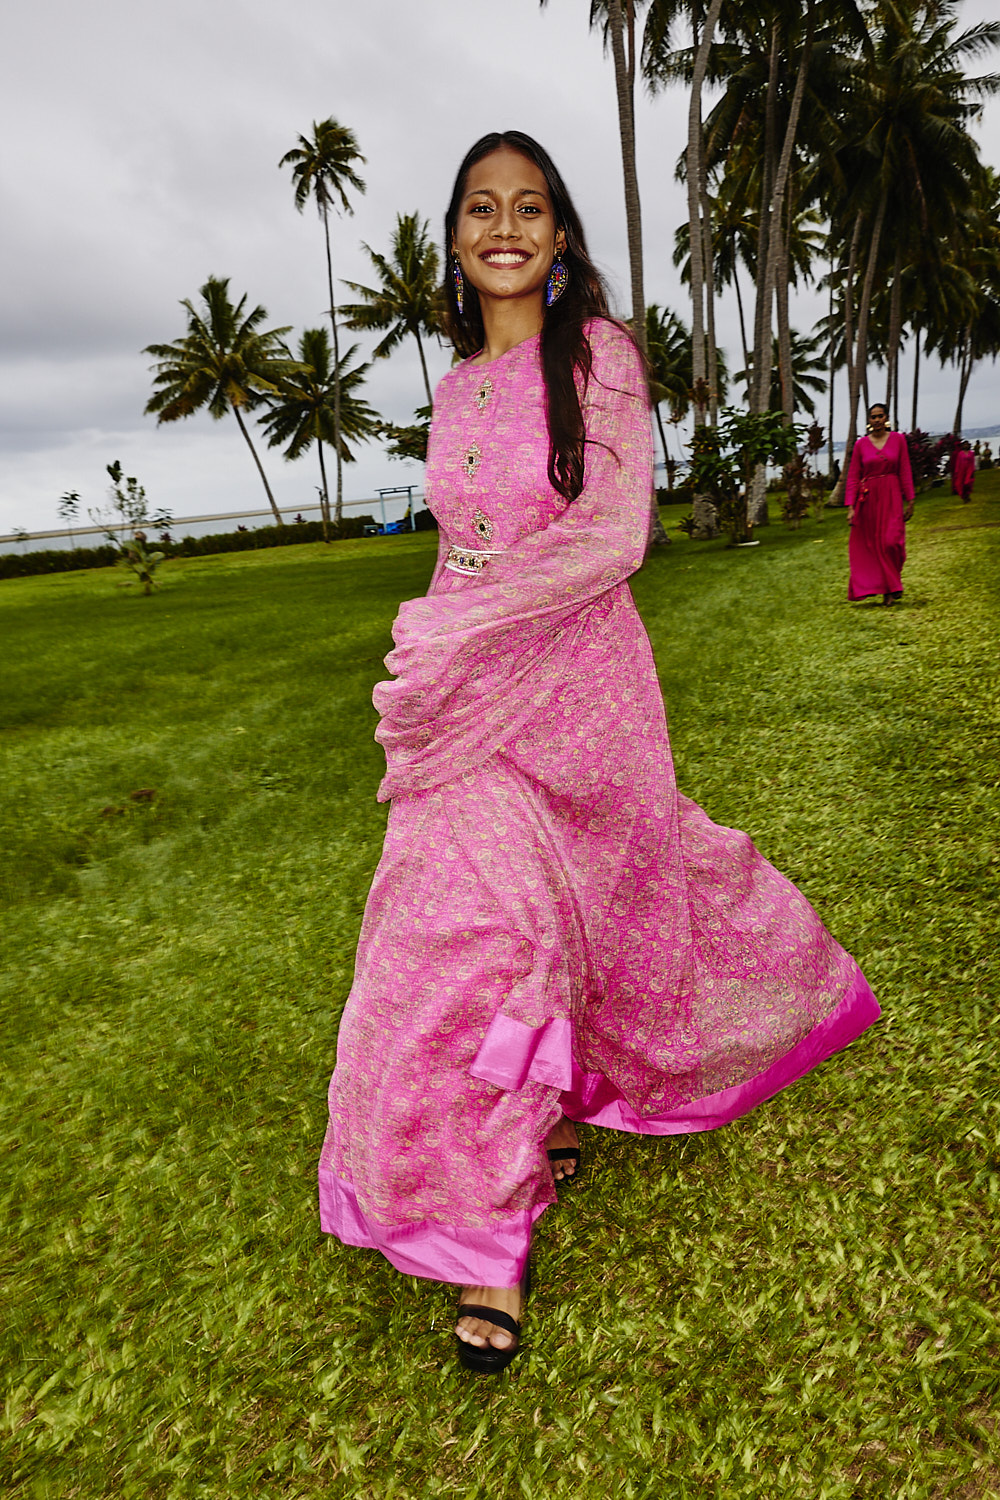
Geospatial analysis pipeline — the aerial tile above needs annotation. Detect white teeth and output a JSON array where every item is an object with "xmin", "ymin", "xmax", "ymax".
[{"xmin": 483, "ymin": 253, "xmax": 528, "ymax": 265}]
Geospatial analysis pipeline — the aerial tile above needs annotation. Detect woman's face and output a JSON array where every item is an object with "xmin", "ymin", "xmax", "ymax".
[
  {"xmin": 869, "ymin": 406, "xmax": 888, "ymax": 434},
  {"xmin": 452, "ymin": 146, "xmax": 566, "ymax": 310}
]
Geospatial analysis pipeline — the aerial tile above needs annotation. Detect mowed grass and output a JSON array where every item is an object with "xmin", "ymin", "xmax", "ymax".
[{"xmin": 1, "ymin": 477, "xmax": 998, "ymax": 1499}]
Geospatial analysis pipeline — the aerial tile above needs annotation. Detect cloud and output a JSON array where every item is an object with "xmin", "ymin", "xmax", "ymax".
[{"xmin": 2, "ymin": 0, "xmax": 997, "ymax": 534}]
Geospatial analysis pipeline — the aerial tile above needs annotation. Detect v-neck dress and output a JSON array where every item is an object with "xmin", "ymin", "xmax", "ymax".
[
  {"xmin": 318, "ymin": 320, "xmax": 880, "ymax": 1287},
  {"xmin": 844, "ymin": 432, "xmax": 915, "ymax": 599}
]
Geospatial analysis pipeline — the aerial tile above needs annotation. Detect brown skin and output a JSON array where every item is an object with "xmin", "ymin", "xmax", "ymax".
[
  {"xmin": 451, "ymin": 147, "xmax": 576, "ymax": 1356},
  {"xmin": 451, "ymin": 146, "xmax": 566, "ymax": 368}
]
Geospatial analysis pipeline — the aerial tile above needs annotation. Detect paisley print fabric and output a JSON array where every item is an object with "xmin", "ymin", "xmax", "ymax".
[{"xmin": 318, "ymin": 319, "xmax": 880, "ymax": 1288}]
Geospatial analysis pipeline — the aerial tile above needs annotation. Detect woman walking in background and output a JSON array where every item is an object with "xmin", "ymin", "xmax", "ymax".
[
  {"xmin": 844, "ymin": 402, "xmax": 915, "ymax": 605},
  {"xmin": 951, "ymin": 440, "xmax": 976, "ymax": 503},
  {"xmin": 318, "ymin": 130, "xmax": 881, "ymax": 1374}
]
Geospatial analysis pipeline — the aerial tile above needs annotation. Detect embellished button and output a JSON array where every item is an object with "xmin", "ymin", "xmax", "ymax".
[
  {"xmin": 460, "ymin": 441, "xmax": 482, "ymax": 480},
  {"xmin": 475, "ymin": 376, "xmax": 493, "ymax": 412},
  {"xmin": 473, "ymin": 508, "xmax": 494, "ymax": 542}
]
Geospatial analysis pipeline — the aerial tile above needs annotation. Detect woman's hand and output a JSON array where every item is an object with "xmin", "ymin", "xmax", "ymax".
[
  {"xmin": 846, "ymin": 506, "xmax": 855, "ymax": 525},
  {"xmin": 904, "ymin": 503, "xmax": 914, "ymax": 521}
]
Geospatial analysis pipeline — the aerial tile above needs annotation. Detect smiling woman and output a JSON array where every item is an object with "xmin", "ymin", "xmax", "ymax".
[{"xmin": 316, "ymin": 130, "xmax": 880, "ymax": 1378}]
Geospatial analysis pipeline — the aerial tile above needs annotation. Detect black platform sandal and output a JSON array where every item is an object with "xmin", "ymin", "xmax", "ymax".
[{"xmin": 456, "ymin": 1264, "xmax": 530, "ymax": 1375}]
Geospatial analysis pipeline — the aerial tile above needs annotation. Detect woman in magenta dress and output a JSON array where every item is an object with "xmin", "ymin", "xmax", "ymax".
[
  {"xmin": 951, "ymin": 442, "xmax": 976, "ymax": 502},
  {"xmin": 318, "ymin": 132, "xmax": 880, "ymax": 1373},
  {"xmin": 844, "ymin": 403, "xmax": 915, "ymax": 604}
]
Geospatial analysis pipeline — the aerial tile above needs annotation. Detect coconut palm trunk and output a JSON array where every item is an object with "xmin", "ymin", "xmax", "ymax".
[
  {"xmin": 831, "ymin": 193, "xmax": 888, "ymax": 507},
  {"xmin": 827, "ymin": 257, "xmax": 836, "ymax": 480},
  {"xmin": 687, "ymin": 0, "xmax": 724, "ymax": 425},
  {"xmin": 702, "ymin": 183, "xmax": 720, "ymax": 425},
  {"xmin": 953, "ymin": 331, "xmax": 973, "ymax": 435},
  {"xmin": 607, "ymin": 0, "xmax": 670, "ymax": 543},
  {"xmin": 776, "ymin": 215, "xmax": 794, "ymax": 420},
  {"xmin": 608, "ymin": 0, "xmax": 646, "ymax": 354},
  {"xmin": 414, "ymin": 327, "xmax": 433, "ymax": 409},
  {"xmin": 321, "ymin": 200, "xmax": 345, "ymax": 528},
  {"xmin": 886, "ymin": 248, "xmax": 903, "ymax": 427},
  {"xmin": 911, "ymin": 324, "xmax": 921, "ymax": 430},
  {"xmin": 748, "ymin": 8, "xmax": 815, "ymax": 522},
  {"xmin": 316, "ymin": 435, "xmax": 331, "ymax": 540},
  {"xmin": 233, "ymin": 405, "xmax": 284, "ymax": 525}
]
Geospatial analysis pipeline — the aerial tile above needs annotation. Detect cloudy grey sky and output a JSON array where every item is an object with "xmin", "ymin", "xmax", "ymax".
[{"xmin": 2, "ymin": 0, "xmax": 998, "ymax": 538}]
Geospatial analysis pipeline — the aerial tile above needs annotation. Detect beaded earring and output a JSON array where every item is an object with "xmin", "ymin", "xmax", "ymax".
[
  {"xmin": 546, "ymin": 253, "xmax": 569, "ymax": 308},
  {"xmin": 451, "ymin": 255, "xmax": 465, "ymax": 316}
]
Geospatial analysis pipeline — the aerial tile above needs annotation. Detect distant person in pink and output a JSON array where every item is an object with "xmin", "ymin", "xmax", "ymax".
[
  {"xmin": 844, "ymin": 403, "xmax": 915, "ymax": 605},
  {"xmin": 951, "ymin": 442, "xmax": 976, "ymax": 502},
  {"xmin": 317, "ymin": 131, "xmax": 881, "ymax": 1374}
]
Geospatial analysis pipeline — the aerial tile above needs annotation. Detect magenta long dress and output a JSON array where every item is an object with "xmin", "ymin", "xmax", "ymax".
[
  {"xmin": 318, "ymin": 321, "xmax": 880, "ymax": 1288},
  {"xmin": 844, "ymin": 432, "xmax": 915, "ymax": 600}
]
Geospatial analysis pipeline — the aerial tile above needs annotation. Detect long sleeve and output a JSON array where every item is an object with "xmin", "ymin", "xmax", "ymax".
[
  {"xmin": 897, "ymin": 433, "xmax": 915, "ymax": 503},
  {"xmin": 373, "ymin": 322, "xmax": 653, "ymax": 800},
  {"xmin": 844, "ymin": 439, "xmax": 864, "ymax": 508}
]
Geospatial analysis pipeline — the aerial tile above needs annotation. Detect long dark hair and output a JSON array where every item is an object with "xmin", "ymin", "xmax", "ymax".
[{"xmin": 443, "ymin": 130, "xmax": 638, "ymax": 501}]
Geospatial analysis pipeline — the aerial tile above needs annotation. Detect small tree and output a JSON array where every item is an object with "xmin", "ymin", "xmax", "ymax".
[
  {"xmin": 688, "ymin": 408, "xmax": 803, "ymax": 544},
  {"xmin": 58, "ymin": 490, "xmax": 81, "ymax": 548},
  {"xmin": 781, "ymin": 422, "xmax": 826, "ymax": 528},
  {"xmin": 89, "ymin": 461, "xmax": 170, "ymax": 546},
  {"xmin": 86, "ymin": 462, "xmax": 170, "ymax": 593},
  {"xmin": 121, "ymin": 531, "xmax": 166, "ymax": 595}
]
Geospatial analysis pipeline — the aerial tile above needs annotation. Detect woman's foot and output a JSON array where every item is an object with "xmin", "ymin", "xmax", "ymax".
[
  {"xmin": 455, "ymin": 1281, "xmax": 523, "ymax": 1352},
  {"xmin": 545, "ymin": 1116, "xmax": 580, "ymax": 1181}
]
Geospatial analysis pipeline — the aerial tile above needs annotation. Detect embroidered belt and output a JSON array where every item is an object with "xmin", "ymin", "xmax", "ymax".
[{"xmin": 444, "ymin": 545, "xmax": 503, "ymax": 576}]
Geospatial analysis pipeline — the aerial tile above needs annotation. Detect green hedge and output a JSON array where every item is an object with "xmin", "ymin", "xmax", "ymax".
[{"xmin": 0, "ymin": 511, "xmax": 441, "ymax": 580}]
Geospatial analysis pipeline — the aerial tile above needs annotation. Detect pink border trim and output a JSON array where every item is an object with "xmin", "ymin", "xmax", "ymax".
[
  {"xmin": 318, "ymin": 1169, "xmax": 542, "ymax": 1287},
  {"xmin": 560, "ymin": 966, "xmax": 880, "ymax": 1134},
  {"xmin": 318, "ymin": 967, "xmax": 880, "ymax": 1285}
]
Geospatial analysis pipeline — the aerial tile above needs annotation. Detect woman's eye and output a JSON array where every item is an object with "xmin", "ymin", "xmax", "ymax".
[{"xmin": 470, "ymin": 203, "xmax": 493, "ymax": 214}]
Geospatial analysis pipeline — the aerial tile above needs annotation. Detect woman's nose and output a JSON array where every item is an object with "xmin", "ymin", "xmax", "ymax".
[{"xmin": 491, "ymin": 206, "xmax": 520, "ymax": 238}]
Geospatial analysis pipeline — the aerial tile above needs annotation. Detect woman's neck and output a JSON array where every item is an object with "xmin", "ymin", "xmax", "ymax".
[{"xmin": 474, "ymin": 294, "xmax": 545, "ymax": 365}]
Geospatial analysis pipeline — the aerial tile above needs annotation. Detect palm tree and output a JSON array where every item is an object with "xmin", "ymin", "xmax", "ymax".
[
  {"xmin": 340, "ymin": 213, "xmax": 443, "ymax": 408},
  {"xmin": 645, "ymin": 304, "xmax": 692, "ymax": 467},
  {"xmin": 540, "ymin": 0, "xmax": 649, "ymax": 353},
  {"xmin": 259, "ymin": 329, "xmax": 380, "ymax": 537},
  {"xmin": 279, "ymin": 120, "xmax": 366, "ymax": 525},
  {"xmin": 824, "ymin": 0, "xmax": 999, "ymax": 502},
  {"xmin": 144, "ymin": 276, "xmax": 300, "ymax": 525},
  {"xmin": 540, "ymin": 0, "xmax": 669, "ymax": 541},
  {"xmin": 645, "ymin": 0, "xmax": 724, "ymax": 425},
  {"xmin": 737, "ymin": 328, "xmax": 826, "ymax": 416}
]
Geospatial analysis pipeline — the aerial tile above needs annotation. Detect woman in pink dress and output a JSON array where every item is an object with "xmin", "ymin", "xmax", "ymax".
[
  {"xmin": 318, "ymin": 132, "xmax": 880, "ymax": 1373},
  {"xmin": 844, "ymin": 403, "xmax": 915, "ymax": 604},
  {"xmin": 951, "ymin": 442, "xmax": 976, "ymax": 502}
]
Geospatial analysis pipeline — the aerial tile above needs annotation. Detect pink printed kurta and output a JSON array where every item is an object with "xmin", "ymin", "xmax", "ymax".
[
  {"xmin": 319, "ymin": 320, "xmax": 880, "ymax": 1287},
  {"xmin": 844, "ymin": 432, "xmax": 915, "ymax": 600}
]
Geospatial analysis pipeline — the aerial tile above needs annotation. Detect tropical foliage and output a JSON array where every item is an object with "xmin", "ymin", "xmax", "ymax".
[
  {"xmin": 341, "ymin": 213, "xmax": 442, "ymax": 409},
  {"xmin": 259, "ymin": 328, "xmax": 379, "ymax": 539},
  {"xmin": 141, "ymin": 5, "xmax": 1000, "ymax": 543},
  {"xmin": 144, "ymin": 277, "xmax": 300, "ymax": 525},
  {"xmin": 280, "ymin": 119, "xmax": 367, "ymax": 524}
]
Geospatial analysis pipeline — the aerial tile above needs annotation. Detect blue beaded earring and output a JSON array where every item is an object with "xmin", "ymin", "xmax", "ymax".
[
  {"xmin": 451, "ymin": 255, "xmax": 465, "ymax": 316},
  {"xmin": 546, "ymin": 253, "xmax": 569, "ymax": 308}
]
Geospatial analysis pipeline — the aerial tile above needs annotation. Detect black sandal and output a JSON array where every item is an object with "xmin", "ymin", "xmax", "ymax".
[{"xmin": 455, "ymin": 1264, "xmax": 530, "ymax": 1375}]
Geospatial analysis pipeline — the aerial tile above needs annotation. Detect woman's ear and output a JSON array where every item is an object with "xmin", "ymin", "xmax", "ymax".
[{"xmin": 555, "ymin": 227, "xmax": 567, "ymax": 257}]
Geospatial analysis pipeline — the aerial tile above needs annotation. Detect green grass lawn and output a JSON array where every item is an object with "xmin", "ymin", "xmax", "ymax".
[{"xmin": 2, "ymin": 478, "xmax": 998, "ymax": 1499}]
